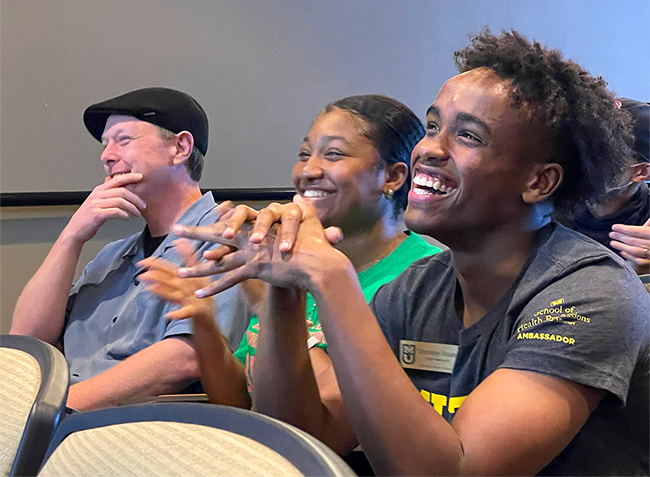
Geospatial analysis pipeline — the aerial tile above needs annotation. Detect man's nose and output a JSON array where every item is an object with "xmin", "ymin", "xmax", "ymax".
[
  {"xmin": 411, "ymin": 132, "xmax": 450, "ymax": 166},
  {"xmin": 100, "ymin": 141, "xmax": 118, "ymax": 164}
]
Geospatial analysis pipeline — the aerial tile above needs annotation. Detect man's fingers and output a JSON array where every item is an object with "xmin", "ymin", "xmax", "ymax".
[
  {"xmin": 138, "ymin": 257, "xmax": 178, "ymax": 274},
  {"xmin": 213, "ymin": 200, "xmax": 234, "ymax": 220},
  {"xmin": 250, "ymin": 203, "xmax": 299, "ymax": 244},
  {"xmin": 278, "ymin": 205, "xmax": 304, "ymax": 252},
  {"xmin": 177, "ymin": 260, "xmax": 223, "ymax": 278},
  {"xmin": 173, "ymin": 223, "xmax": 233, "ymax": 244},
  {"xmin": 610, "ymin": 224, "xmax": 650, "ymax": 240},
  {"xmin": 610, "ymin": 239, "xmax": 650, "ymax": 260},
  {"xmin": 172, "ymin": 239, "xmax": 200, "ymax": 267},
  {"xmin": 165, "ymin": 306, "xmax": 197, "ymax": 321},
  {"xmin": 195, "ymin": 267, "xmax": 252, "ymax": 298},
  {"xmin": 609, "ymin": 231, "xmax": 650, "ymax": 250},
  {"xmin": 99, "ymin": 207, "xmax": 139, "ymax": 221},
  {"xmin": 222, "ymin": 205, "xmax": 259, "ymax": 239},
  {"xmin": 203, "ymin": 245, "xmax": 237, "ymax": 262},
  {"xmin": 138, "ymin": 269, "xmax": 177, "ymax": 289},
  {"xmin": 180, "ymin": 251, "xmax": 248, "ymax": 278},
  {"xmin": 143, "ymin": 281, "xmax": 186, "ymax": 303},
  {"xmin": 101, "ymin": 172, "xmax": 143, "ymax": 188}
]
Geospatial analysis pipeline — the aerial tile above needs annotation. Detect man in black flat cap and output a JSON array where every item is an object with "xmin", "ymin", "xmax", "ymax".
[
  {"xmin": 10, "ymin": 87, "xmax": 247, "ymax": 410},
  {"xmin": 565, "ymin": 98, "xmax": 650, "ymax": 275}
]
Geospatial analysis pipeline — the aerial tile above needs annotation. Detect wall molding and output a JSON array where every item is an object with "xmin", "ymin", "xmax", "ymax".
[{"xmin": 0, "ymin": 188, "xmax": 295, "ymax": 208}]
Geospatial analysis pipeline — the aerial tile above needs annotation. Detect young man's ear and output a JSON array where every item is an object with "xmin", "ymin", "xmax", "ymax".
[
  {"xmin": 172, "ymin": 131, "xmax": 194, "ymax": 166},
  {"xmin": 384, "ymin": 162, "xmax": 409, "ymax": 195},
  {"xmin": 522, "ymin": 163, "xmax": 564, "ymax": 204},
  {"xmin": 631, "ymin": 162, "xmax": 650, "ymax": 183}
]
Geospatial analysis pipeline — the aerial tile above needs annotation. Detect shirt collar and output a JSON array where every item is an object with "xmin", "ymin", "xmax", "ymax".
[{"xmin": 121, "ymin": 192, "xmax": 217, "ymax": 259}]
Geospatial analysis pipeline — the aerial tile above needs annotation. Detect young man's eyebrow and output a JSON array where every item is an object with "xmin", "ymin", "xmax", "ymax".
[
  {"xmin": 455, "ymin": 112, "xmax": 490, "ymax": 132},
  {"xmin": 426, "ymin": 105, "xmax": 439, "ymax": 118},
  {"xmin": 425, "ymin": 107, "xmax": 490, "ymax": 134}
]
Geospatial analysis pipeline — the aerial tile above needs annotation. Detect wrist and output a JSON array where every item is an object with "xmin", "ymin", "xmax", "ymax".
[
  {"xmin": 308, "ymin": 251, "xmax": 356, "ymax": 298},
  {"xmin": 58, "ymin": 226, "xmax": 88, "ymax": 249}
]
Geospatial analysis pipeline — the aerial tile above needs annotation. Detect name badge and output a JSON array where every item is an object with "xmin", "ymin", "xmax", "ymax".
[{"xmin": 399, "ymin": 340, "xmax": 458, "ymax": 373}]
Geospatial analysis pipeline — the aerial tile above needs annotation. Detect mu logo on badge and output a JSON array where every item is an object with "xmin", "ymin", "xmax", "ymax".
[{"xmin": 402, "ymin": 343, "xmax": 416, "ymax": 364}]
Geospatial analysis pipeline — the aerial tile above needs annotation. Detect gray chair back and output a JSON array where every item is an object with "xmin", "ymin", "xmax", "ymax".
[
  {"xmin": 38, "ymin": 403, "xmax": 356, "ymax": 477},
  {"xmin": 0, "ymin": 335, "xmax": 68, "ymax": 477}
]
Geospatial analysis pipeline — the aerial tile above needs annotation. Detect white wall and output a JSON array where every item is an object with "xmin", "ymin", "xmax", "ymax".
[
  {"xmin": 2, "ymin": 0, "xmax": 648, "ymax": 193},
  {"xmin": 1, "ymin": 0, "xmax": 649, "ymax": 332}
]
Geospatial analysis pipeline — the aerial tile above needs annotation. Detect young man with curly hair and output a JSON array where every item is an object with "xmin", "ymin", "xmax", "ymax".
[{"xmin": 176, "ymin": 30, "xmax": 649, "ymax": 475}]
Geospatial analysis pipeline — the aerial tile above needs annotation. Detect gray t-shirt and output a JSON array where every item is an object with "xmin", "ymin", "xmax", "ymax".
[{"xmin": 373, "ymin": 222, "xmax": 649, "ymax": 476}]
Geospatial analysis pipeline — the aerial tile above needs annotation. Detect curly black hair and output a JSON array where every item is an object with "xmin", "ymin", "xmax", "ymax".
[
  {"xmin": 324, "ymin": 95, "xmax": 425, "ymax": 216},
  {"xmin": 454, "ymin": 29, "xmax": 634, "ymax": 216}
]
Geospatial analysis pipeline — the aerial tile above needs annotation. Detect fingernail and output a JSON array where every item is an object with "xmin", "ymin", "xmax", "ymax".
[
  {"xmin": 250, "ymin": 232, "xmax": 263, "ymax": 242},
  {"xmin": 224, "ymin": 227, "xmax": 234, "ymax": 238},
  {"xmin": 279, "ymin": 240, "xmax": 290, "ymax": 252},
  {"xmin": 178, "ymin": 268, "xmax": 188, "ymax": 277},
  {"xmin": 195, "ymin": 289, "xmax": 206, "ymax": 298}
]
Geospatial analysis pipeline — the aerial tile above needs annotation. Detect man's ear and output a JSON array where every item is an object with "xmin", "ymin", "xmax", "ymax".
[
  {"xmin": 631, "ymin": 162, "xmax": 650, "ymax": 183},
  {"xmin": 383, "ymin": 161, "xmax": 408, "ymax": 195},
  {"xmin": 172, "ymin": 131, "xmax": 194, "ymax": 166},
  {"xmin": 522, "ymin": 163, "xmax": 564, "ymax": 204}
]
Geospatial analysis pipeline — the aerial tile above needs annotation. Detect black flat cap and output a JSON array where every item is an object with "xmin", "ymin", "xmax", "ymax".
[
  {"xmin": 84, "ymin": 87, "xmax": 209, "ymax": 155},
  {"xmin": 617, "ymin": 98, "xmax": 649, "ymax": 163}
]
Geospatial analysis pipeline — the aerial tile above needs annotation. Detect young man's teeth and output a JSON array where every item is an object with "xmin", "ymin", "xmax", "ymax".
[
  {"xmin": 413, "ymin": 175, "xmax": 427, "ymax": 186},
  {"xmin": 413, "ymin": 172, "xmax": 456, "ymax": 194}
]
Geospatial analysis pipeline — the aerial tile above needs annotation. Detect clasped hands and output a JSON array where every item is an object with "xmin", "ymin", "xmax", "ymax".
[{"xmin": 172, "ymin": 196, "xmax": 346, "ymax": 298}]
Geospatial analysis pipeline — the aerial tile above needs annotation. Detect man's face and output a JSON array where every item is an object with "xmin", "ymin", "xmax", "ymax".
[
  {"xmin": 100, "ymin": 115, "xmax": 177, "ymax": 198},
  {"xmin": 404, "ymin": 68, "xmax": 549, "ymax": 245}
]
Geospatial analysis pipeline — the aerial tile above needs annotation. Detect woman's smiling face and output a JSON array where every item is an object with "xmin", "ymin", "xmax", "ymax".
[{"xmin": 293, "ymin": 108, "xmax": 386, "ymax": 229}]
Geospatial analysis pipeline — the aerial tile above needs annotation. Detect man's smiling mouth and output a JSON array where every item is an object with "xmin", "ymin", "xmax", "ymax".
[{"xmin": 412, "ymin": 172, "xmax": 457, "ymax": 195}]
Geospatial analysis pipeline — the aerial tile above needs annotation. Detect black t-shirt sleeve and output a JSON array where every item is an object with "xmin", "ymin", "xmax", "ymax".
[
  {"xmin": 501, "ymin": 260, "xmax": 650, "ymax": 404},
  {"xmin": 372, "ymin": 251, "xmax": 455, "ymax": 354},
  {"xmin": 371, "ymin": 274, "xmax": 405, "ymax": 354}
]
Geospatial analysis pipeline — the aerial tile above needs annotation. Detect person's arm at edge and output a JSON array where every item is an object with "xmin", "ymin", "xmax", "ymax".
[
  {"xmin": 310, "ymin": 260, "xmax": 604, "ymax": 476},
  {"xmin": 10, "ymin": 173, "xmax": 145, "ymax": 343},
  {"xmin": 252, "ymin": 286, "xmax": 358, "ymax": 456},
  {"xmin": 10, "ymin": 231, "xmax": 84, "ymax": 344},
  {"xmin": 66, "ymin": 335, "xmax": 198, "ymax": 411},
  {"xmin": 192, "ymin": 311, "xmax": 251, "ymax": 409}
]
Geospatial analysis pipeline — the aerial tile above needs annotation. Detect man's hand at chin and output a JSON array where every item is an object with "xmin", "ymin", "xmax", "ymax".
[{"xmin": 61, "ymin": 172, "xmax": 146, "ymax": 245}]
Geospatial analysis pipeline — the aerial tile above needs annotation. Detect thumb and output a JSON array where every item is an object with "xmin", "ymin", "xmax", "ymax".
[
  {"xmin": 292, "ymin": 194, "xmax": 320, "ymax": 219},
  {"xmin": 324, "ymin": 227, "xmax": 344, "ymax": 245}
]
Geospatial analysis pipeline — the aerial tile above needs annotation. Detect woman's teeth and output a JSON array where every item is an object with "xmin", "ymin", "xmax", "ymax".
[{"xmin": 303, "ymin": 190, "xmax": 330, "ymax": 198}]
